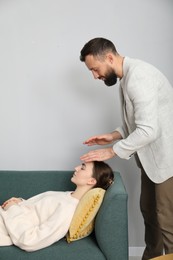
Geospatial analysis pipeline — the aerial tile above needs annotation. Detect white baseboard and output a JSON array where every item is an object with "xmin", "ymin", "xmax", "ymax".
[{"xmin": 129, "ymin": 247, "xmax": 145, "ymax": 256}]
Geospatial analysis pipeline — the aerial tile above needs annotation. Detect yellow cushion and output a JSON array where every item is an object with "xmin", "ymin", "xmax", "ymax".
[
  {"xmin": 149, "ymin": 254, "xmax": 173, "ymax": 260},
  {"xmin": 66, "ymin": 187, "xmax": 105, "ymax": 243}
]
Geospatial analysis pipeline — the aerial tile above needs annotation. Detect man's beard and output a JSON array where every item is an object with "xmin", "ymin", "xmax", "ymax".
[
  {"xmin": 104, "ymin": 69, "xmax": 118, "ymax": 86},
  {"xmin": 104, "ymin": 72, "xmax": 117, "ymax": 86}
]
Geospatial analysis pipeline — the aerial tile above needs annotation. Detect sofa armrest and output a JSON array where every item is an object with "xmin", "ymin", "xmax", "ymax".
[{"xmin": 95, "ymin": 172, "xmax": 128, "ymax": 260}]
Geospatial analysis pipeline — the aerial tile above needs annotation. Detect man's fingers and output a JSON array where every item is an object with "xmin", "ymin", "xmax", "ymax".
[
  {"xmin": 83, "ymin": 137, "xmax": 98, "ymax": 145},
  {"xmin": 80, "ymin": 147, "xmax": 116, "ymax": 162},
  {"xmin": 80, "ymin": 150, "xmax": 101, "ymax": 162}
]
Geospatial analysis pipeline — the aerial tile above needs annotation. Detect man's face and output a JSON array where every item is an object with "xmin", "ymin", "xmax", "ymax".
[{"xmin": 85, "ymin": 55, "xmax": 117, "ymax": 86}]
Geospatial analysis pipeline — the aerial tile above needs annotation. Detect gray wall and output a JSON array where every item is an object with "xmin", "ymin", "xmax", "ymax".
[{"xmin": 0, "ymin": 0, "xmax": 172, "ymax": 248}]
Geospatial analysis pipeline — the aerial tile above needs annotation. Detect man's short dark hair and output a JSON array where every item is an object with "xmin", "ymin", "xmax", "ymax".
[{"xmin": 80, "ymin": 37, "xmax": 117, "ymax": 62}]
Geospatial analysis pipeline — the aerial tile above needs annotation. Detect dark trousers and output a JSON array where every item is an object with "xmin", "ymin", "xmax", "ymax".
[{"xmin": 140, "ymin": 167, "xmax": 173, "ymax": 260}]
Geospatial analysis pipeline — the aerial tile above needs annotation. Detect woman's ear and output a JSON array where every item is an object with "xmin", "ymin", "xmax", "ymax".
[{"xmin": 88, "ymin": 178, "xmax": 97, "ymax": 186}]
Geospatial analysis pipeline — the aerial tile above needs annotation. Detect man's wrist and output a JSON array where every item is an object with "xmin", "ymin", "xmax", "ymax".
[{"xmin": 110, "ymin": 147, "xmax": 116, "ymax": 157}]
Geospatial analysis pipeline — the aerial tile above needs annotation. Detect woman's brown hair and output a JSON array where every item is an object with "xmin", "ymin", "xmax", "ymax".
[{"xmin": 92, "ymin": 161, "xmax": 114, "ymax": 190}]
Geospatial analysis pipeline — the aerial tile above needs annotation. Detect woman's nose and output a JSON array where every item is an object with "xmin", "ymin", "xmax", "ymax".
[{"xmin": 75, "ymin": 166, "xmax": 79, "ymax": 171}]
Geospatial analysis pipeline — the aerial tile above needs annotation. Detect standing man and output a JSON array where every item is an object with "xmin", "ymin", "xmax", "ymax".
[{"xmin": 79, "ymin": 37, "xmax": 173, "ymax": 260}]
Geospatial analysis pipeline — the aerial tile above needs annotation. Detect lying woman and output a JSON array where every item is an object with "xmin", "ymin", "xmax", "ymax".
[{"xmin": 0, "ymin": 161, "xmax": 114, "ymax": 252}]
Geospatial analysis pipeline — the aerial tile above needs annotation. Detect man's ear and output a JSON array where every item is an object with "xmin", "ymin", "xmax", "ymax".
[{"xmin": 106, "ymin": 53, "xmax": 114, "ymax": 64}]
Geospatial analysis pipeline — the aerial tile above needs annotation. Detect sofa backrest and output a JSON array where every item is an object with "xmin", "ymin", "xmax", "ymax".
[
  {"xmin": 0, "ymin": 170, "xmax": 127, "ymax": 202},
  {"xmin": 0, "ymin": 171, "xmax": 76, "ymax": 204}
]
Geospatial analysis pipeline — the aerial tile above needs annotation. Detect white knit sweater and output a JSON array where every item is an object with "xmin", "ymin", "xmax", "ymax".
[{"xmin": 0, "ymin": 191, "xmax": 79, "ymax": 251}]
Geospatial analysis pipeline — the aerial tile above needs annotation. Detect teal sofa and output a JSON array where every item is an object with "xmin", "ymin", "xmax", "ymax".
[{"xmin": 0, "ymin": 170, "xmax": 128, "ymax": 260}]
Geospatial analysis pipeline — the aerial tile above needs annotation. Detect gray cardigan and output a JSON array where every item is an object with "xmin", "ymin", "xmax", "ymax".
[{"xmin": 113, "ymin": 57, "xmax": 173, "ymax": 183}]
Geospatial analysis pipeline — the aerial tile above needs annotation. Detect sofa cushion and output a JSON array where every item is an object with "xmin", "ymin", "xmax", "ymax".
[
  {"xmin": 66, "ymin": 188, "xmax": 105, "ymax": 242},
  {"xmin": 0, "ymin": 235, "xmax": 106, "ymax": 260}
]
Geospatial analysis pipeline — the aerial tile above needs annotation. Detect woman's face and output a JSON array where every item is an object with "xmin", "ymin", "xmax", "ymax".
[{"xmin": 71, "ymin": 162, "xmax": 96, "ymax": 187}]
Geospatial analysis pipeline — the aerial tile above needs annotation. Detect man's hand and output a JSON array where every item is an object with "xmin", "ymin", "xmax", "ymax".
[
  {"xmin": 80, "ymin": 147, "xmax": 116, "ymax": 162},
  {"xmin": 83, "ymin": 133, "xmax": 114, "ymax": 146}
]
